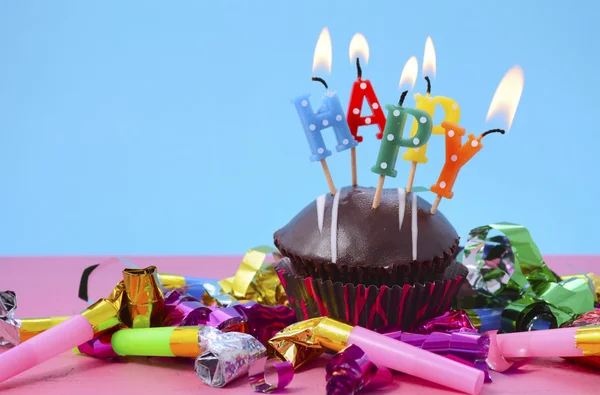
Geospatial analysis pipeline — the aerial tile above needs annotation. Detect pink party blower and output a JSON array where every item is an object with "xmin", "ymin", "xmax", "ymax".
[
  {"xmin": 0, "ymin": 282, "xmax": 125, "ymax": 383},
  {"xmin": 269, "ymin": 317, "xmax": 485, "ymax": 395},
  {"xmin": 491, "ymin": 325, "xmax": 600, "ymax": 358}
]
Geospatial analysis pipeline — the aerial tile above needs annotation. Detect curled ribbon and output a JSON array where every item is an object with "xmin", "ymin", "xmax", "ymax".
[
  {"xmin": 248, "ymin": 357, "xmax": 294, "ymax": 393},
  {"xmin": 459, "ymin": 223, "xmax": 595, "ymax": 330},
  {"xmin": 219, "ymin": 246, "xmax": 287, "ymax": 306},
  {"xmin": 325, "ymin": 345, "xmax": 392, "ymax": 394}
]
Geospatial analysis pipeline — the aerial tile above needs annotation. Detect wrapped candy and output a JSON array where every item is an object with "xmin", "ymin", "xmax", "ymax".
[{"xmin": 194, "ymin": 326, "xmax": 267, "ymax": 388}]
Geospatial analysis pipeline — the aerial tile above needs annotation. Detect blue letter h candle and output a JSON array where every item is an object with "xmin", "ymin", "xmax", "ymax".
[{"xmin": 294, "ymin": 91, "xmax": 358, "ymax": 162}]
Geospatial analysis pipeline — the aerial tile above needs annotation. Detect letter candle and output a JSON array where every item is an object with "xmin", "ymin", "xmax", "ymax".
[
  {"xmin": 346, "ymin": 34, "xmax": 386, "ymax": 186},
  {"xmin": 371, "ymin": 57, "xmax": 432, "ymax": 209},
  {"xmin": 429, "ymin": 66, "xmax": 524, "ymax": 214},
  {"xmin": 293, "ymin": 28, "xmax": 358, "ymax": 195},
  {"xmin": 429, "ymin": 123, "xmax": 505, "ymax": 214},
  {"xmin": 402, "ymin": 37, "xmax": 461, "ymax": 192}
]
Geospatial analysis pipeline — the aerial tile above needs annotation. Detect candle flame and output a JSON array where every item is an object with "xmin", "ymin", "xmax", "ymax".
[
  {"xmin": 349, "ymin": 33, "xmax": 369, "ymax": 64},
  {"xmin": 486, "ymin": 66, "xmax": 524, "ymax": 131},
  {"xmin": 423, "ymin": 36, "xmax": 436, "ymax": 78},
  {"xmin": 399, "ymin": 56, "xmax": 419, "ymax": 91},
  {"xmin": 312, "ymin": 27, "xmax": 332, "ymax": 74}
]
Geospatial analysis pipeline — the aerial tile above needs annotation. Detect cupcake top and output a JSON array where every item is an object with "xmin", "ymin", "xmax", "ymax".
[{"xmin": 274, "ymin": 186, "xmax": 459, "ymax": 269}]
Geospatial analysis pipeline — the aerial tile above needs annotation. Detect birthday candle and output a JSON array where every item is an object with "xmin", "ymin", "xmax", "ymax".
[
  {"xmin": 346, "ymin": 34, "xmax": 386, "ymax": 142},
  {"xmin": 403, "ymin": 37, "xmax": 461, "ymax": 166},
  {"xmin": 429, "ymin": 66, "xmax": 524, "ymax": 214},
  {"xmin": 370, "ymin": 57, "xmax": 432, "ymax": 209},
  {"xmin": 294, "ymin": 87, "xmax": 358, "ymax": 163},
  {"xmin": 292, "ymin": 28, "xmax": 358, "ymax": 195},
  {"xmin": 371, "ymin": 102, "xmax": 432, "ymax": 178}
]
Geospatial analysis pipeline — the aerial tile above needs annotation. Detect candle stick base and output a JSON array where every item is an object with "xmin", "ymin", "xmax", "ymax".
[
  {"xmin": 406, "ymin": 162, "xmax": 417, "ymax": 193},
  {"xmin": 351, "ymin": 147, "xmax": 358, "ymax": 187},
  {"xmin": 320, "ymin": 159, "xmax": 336, "ymax": 196},
  {"xmin": 372, "ymin": 175, "xmax": 385, "ymax": 209},
  {"xmin": 430, "ymin": 195, "xmax": 442, "ymax": 215}
]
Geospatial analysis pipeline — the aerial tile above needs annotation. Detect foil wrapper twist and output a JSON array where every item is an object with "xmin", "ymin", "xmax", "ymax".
[
  {"xmin": 194, "ymin": 326, "xmax": 266, "ymax": 388},
  {"xmin": 0, "ymin": 291, "xmax": 19, "ymax": 346}
]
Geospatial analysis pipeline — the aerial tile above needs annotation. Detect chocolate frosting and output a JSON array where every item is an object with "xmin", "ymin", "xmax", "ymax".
[{"xmin": 274, "ymin": 186, "xmax": 459, "ymax": 270}]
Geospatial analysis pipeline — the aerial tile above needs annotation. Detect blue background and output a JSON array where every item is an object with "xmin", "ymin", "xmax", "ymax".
[{"xmin": 0, "ymin": 1, "xmax": 597, "ymax": 255}]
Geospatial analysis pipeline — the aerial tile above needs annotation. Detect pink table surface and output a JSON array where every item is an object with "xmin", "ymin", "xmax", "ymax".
[{"xmin": 0, "ymin": 255, "xmax": 599, "ymax": 394}]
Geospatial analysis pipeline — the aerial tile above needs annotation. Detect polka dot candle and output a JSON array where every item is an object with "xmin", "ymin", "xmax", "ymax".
[
  {"xmin": 346, "ymin": 62, "xmax": 386, "ymax": 143},
  {"xmin": 402, "ymin": 93, "xmax": 461, "ymax": 164},
  {"xmin": 293, "ymin": 91, "xmax": 358, "ymax": 162},
  {"xmin": 371, "ymin": 103, "xmax": 432, "ymax": 178},
  {"xmin": 430, "ymin": 121, "xmax": 483, "ymax": 201}
]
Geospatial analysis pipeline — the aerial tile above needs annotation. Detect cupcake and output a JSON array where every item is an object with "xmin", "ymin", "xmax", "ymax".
[{"xmin": 274, "ymin": 186, "xmax": 467, "ymax": 332}]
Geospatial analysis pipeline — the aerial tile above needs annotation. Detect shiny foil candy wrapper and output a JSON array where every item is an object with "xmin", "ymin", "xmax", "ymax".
[
  {"xmin": 194, "ymin": 326, "xmax": 267, "ymax": 388},
  {"xmin": 0, "ymin": 291, "xmax": 19, "ymax": 346},
  {"xmin": 276, "ymin": 257, "xmax": 467, "ymax": 333}
]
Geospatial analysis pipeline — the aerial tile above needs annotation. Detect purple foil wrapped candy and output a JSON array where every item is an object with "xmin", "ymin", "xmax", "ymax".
[
  {"xmin": 415, "ymin": 309, "xmax": 478, "ymax": 334},
  {"xmin": 385, "ymin": 331, "xmax": 491, "ymax": 381},
  {"xmin": 325, "ymin": 345, "xmax": 392, "ymax": 395}
]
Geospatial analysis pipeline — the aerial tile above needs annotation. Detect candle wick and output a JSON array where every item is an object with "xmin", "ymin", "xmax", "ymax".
[
  {"xmin": 424, "ymin": 76, "xmax": 431, "ymax": 95},
  {"xmin": 480, "ymin": 129, "xmax": 505, "ymax": 138},
  {"xmin": 398, "ymin": 90, "xmax": 408, "ymax": 106},
  {"xmin": 356, "ymin": 57, "xmax": 362, "ymax": 79},
  {"xmin": 311, "ymin": 77, "xmax": 329, "ymax": 90}
]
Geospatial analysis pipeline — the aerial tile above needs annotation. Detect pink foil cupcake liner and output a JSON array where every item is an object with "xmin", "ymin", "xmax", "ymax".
[{"xmin": 276, "ymin": 258, "xmax": 467, "ymax": 333}]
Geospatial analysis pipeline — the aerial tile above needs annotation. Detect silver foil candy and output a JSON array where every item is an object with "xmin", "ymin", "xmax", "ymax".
[{"xmin": 194, "ymin": 326, "xmax": 266, "ymax": 388}]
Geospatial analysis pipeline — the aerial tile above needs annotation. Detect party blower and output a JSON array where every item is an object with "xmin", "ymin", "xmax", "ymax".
[
  {"xmin": 490, "ymin": 325, "xmax": 600, "ymax": 358},
  {"xmin": 0, "ymin": 266, "xmax": 164, "ymax": 383},
  {"xmin": 92, "ymin": 326, "xmax": 266, "ymax": 388},
  {"xmin": 269, "ymin": 317, "xmax": 485, "ymax": 395}
]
